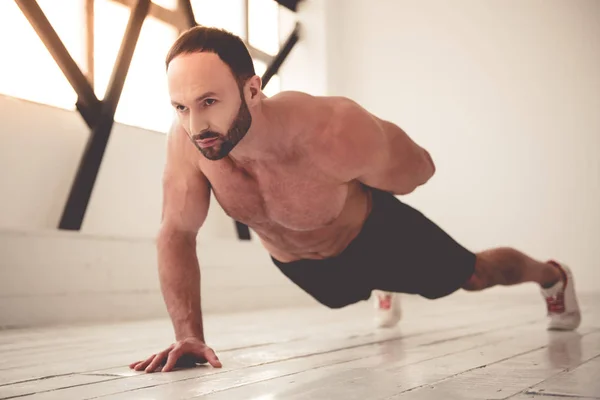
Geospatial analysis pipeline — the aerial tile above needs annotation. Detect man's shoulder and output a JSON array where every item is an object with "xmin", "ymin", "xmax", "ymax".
[
  {"xmin": 271, "ymin": 92, "xmax": 368, "ymax": 131},
  {"xmin": 270, "ymin": 90, "xmax": 356, "ymax": 110},
  {"xmin": 269, "ymin": 90, "xmax": 315, "ymax": 102},
  {"xmin": 165, "ymin": 121, "xmax": 192, "ymax": 156},
  {"xmin": 278, "ymin": 95, "xmax": 378, "ymax": 180}
]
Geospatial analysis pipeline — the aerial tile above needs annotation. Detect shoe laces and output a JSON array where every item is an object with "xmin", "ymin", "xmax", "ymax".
[
  {"xmin": 546, "ymin": 291, "xmax": 565, "ymax": 314},
  {"xmin": 378, "ymin": 295, "xmax": 392, "ymax": 310}
]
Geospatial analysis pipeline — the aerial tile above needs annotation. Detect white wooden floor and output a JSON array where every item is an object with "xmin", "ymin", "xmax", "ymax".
[{"xmin": 0, "ymin": 289, "xmax": 598, "ymax": 400}]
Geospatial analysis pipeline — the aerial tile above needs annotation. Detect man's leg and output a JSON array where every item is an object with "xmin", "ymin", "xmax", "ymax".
[
  {"xmin": 463, "ymin": 247, "xmax": 581, "ymax": 330},
  {"xmin": 463, "ymin": 247, "xmax": 562, "ymax": 290}
]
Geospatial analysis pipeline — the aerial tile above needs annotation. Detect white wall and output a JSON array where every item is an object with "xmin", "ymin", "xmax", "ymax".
[
  {"xmin": 0, "ymin": 229, "xmax": 313, "ymax": 328},
  {"xmin": 279, "ymin": 0, "xmax": 329, "ymax": 96},
  {"xmin": 0, "ymin": 95, "xmax": 237, "ymax": 240},
  {"xmin": 325, "ymin": 0, "xmax": 600, "ymax": 292}
]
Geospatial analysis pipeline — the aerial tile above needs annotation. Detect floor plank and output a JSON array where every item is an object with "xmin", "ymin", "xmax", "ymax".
[
  {"xmin": 96, "ymin": 320, "xmax": 550, "ymax": 400},
  {"xmin": 388, "ymin": 331, "xmax": 600, "ymax": 400},
  {"xmin": 187, "ymin": 326, "xmax": 599, "ymax": 400},
  {"xmin": 0, "ymin": 290, "xmax": 597, "ymax": 400},
  {"xmin": 0, "ymin": 292, "xmax": 542, "ymax": 386},
  {"xmin": 509, "ymin": 394, "xmax": 598, "ymax": 400},
  {"xmin": 525, "ymin": 355, "xmax": 600, "ymax": 398},
  {"xmin": 0, "ymin": 375, "xmax": 116, "ymax": 400},
  {"xmin": 5, "ymin": 310, "xmax": 536, "ymax": 399}
]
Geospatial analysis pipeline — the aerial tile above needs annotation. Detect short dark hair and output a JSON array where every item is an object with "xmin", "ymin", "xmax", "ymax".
[{"xmin": 165, "ymin": 26, "xmax": 256, "ymax": 86}]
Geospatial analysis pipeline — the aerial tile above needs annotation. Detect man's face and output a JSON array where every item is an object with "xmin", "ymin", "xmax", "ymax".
[{"xmin": 167, "ymin": 52, "xmax": 252, "ymax": 160}]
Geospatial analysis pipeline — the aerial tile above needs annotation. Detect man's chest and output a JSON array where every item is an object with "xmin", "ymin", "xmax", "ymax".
[{"xmin": 200, "ymin": 159, "xmax": 348, "ymax": 232}]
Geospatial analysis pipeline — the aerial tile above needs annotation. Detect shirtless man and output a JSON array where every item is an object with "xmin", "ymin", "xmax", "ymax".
[{"xmin": 129, "ymin": 26, "xmax": 581, "ymax": 374}]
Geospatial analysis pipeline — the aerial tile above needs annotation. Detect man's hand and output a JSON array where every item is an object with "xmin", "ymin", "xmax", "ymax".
[{"xmin": 129, "ymin": 337, "xmax": 222, "ymax": 373}]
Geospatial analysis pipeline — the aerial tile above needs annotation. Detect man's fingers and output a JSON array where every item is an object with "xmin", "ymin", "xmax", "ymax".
[
  {"xmin": 146, "ymin": 351, "xmax": 168, "ymax": 373},
  {"xmin": 204, "ymin": 348, "xmax": 222, "ymax": 368},
  {"xmin": 134, "ymin": 355, "xmax": 155, "ymax": 371},
  {"xmin": 161, "ymin": 347, "xmax": 183, "ymax": 372},
  {"xmin": 131, "ymin": 343, "xmax": 221, "ymax": 373}
]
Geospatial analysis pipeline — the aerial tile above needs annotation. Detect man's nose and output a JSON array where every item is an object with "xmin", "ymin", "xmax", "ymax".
[{"xmin": 189, "ymin": 113, "xmax": 208, "ymax": 137}]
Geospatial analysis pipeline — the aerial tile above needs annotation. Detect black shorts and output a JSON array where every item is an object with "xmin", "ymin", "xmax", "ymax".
[{"xmin": 271, "ymin": 188, "xmax": 477, "ymax": 308}]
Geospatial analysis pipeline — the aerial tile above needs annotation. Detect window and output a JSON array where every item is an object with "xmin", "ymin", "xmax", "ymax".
[
  {"xmin": 151, "ymin": 0, "xmax": 178, "ymax": 10},
  {"xmin": 93, "ymin": 0, "xmax": 130, "ymax": 100},
  {"xmin": 189, "ymin": 0, "xmax": 283, "ymax": 98},
  {"xmin": 117, "ymin": 15, "xmax": 178, "ymax": 133},
  {"xmin": 0, "ymin": 0, "xmax": 85, "ymax": 110},
  {"xmin": 191, "ymin": 0, "xmax": 245, "ymax": 38},
  {"xmin": 248, "ymin": 0, "xmax": 280, "ymax": 55},
  {"xmin": 95, "ymin": 0, "xmax": 178, "ymax": 132},
  {"xmin": 1, "ymin": 0, "xmax": 287, "ymax": 132}
]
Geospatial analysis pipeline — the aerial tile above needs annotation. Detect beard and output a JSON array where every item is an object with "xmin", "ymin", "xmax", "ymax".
[{"xmin": 192, "ymin": 95, "xmax": 252, "ymax": 161}]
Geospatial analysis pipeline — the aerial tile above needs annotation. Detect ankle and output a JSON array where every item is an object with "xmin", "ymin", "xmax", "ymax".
[{"xmin": 541, "ymin": 261, "xmax": 564, "ymax": 289}]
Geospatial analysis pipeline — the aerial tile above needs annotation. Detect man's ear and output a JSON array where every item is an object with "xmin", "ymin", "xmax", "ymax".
[{"xmin": 244, "ymin": 75, "xmax": 262, "ymax": 105}]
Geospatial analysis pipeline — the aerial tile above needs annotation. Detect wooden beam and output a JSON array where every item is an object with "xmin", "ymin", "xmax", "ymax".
[
  {"xmin": 59, "ymin": 0, "xmax": 151, "ymax": 230},
  {"xmin": 111, "ymin": 0, "xmax": 184, "ymax": 28}
]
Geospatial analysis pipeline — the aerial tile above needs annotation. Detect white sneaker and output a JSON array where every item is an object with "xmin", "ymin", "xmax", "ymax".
[
  {"xmin": 373, "ymin": 290, "xmax": 401, "ymax": 328},
  {"xmin": 541, "ymin": 261, "xmax": 581, "ymax": 331}
]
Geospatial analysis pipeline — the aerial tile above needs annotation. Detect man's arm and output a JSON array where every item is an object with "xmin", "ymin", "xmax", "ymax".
[
  {"xmin": 319, "ymin": 98, "xmax": 435, "ymax": 195},
  {"xmin": 130, "ymin": 131, "xmax": 221, "ymax": 373},
  {"xmin": 158, "ymin": 122, "xmax": 211, "ymax": 341}
]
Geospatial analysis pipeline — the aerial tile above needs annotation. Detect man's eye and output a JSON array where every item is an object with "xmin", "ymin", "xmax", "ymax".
[
  {"xmin": 204, "ymin": 99, "xmax": 217, "ymax": 106},
  {"xmin": 175, "ymin": 105, "xmax": 187, "ymax": 112}
]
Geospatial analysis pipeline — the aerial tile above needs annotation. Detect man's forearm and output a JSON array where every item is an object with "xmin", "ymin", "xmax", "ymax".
[{"xmin": 157, "ymin": 230, "xmax": 205, "ymax": 341}]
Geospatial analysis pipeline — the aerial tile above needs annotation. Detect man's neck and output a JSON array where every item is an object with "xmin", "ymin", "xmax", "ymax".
[{"xmin": 228, "ymin": 98, "xmax": 286, "ymax": 165}]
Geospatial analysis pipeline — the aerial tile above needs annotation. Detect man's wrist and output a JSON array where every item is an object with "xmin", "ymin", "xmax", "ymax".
[{"xmin": 175, "ymin": 324, "xmax": 204, "ymax": 342}]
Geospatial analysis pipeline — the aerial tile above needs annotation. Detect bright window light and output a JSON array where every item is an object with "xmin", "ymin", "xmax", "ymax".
[
  {"xmin": 248, "ymin": 0, "xmax": 280, "ymax": 55},
  {"xmin": 0, "ymin": 0, "xmax": 283, "ymax": 132},
  {"xmin": 94, "ymin": 0, "xmax": 130, "ymax": 100},
  {"xmin": 191, "ymin": 0, "xmax": 245, "ymax": 38},
  {"xmin": 151, "ymin": 0, "xmax": 178, "ymax": 10},
  {"xmin": 95, "ymin": 0, "xmax": 177, "ymax": 132},
  {"xmin": 0, "ymin": 0, "xmax": 85, "ymax": 110}
]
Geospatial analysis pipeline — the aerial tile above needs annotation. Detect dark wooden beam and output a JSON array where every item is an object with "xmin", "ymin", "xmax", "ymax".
[
  {"xmin": 274, "ymin": 0, "xmax": 302, "ymax": 12},
  {"xmin": 59, "ymin": 0, "xmax": 151, "ymax": 230},
  {"xmin": 262, "ymin": 22, "xmax": 300, "ymax": 87}
]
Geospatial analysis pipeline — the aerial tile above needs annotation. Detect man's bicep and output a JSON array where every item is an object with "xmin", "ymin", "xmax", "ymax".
[
  {"xmin": 322, "ymin": 99, "xmax": 390, "ymax": 182},
  {"xmin": 161, "ymin": 166, "xmax": 210, "ymax": 235},
  {"xmin": 325, "ymin": 98, "xmax": 433, "ymax": 193}
]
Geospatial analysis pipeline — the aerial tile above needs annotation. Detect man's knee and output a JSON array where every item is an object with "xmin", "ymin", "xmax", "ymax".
[
  {"xmin": 464, "ymin": 251, "xmax": 523, "ymax": 291},
  {"xmin": 462, "ymin": 256, "xmax": 494, "ymax": 291},
  {"xmin": 462, "ymin": 272, "xmax": 488, "ymax": 291}
]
